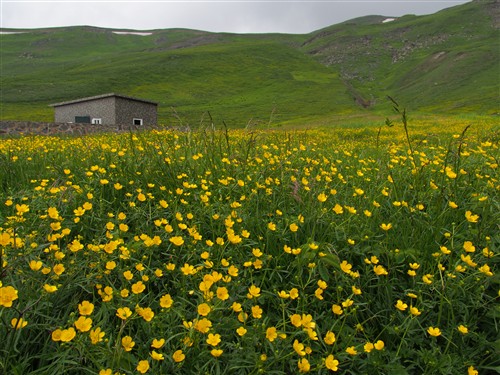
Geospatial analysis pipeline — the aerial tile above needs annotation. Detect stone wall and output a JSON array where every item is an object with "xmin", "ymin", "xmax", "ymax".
[{"xmin": 0, "ymin": 120, "xmax": 161, "ymax": 136}]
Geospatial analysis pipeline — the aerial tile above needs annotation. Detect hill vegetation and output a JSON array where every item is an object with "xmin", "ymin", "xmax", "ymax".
[{"xmin": 0, "ymin": 0, "xmax": 498, "ymax": 127}]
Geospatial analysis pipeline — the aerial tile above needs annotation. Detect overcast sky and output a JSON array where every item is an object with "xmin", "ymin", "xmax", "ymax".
[{"xmin": 1, "ymin": 0, "xmax": 471, "ymax": 34}]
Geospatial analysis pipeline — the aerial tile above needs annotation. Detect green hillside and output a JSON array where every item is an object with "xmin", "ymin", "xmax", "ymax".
[
  {"xmin": 0, "ymin": 27, "xmax": 355, "ymax": 126},
  {"xmin": 301, "ymin": 0, "xmax": 499, "ymax": 114},
  {"xmin": 0, "ymin": 0, "xmax": 498, "ymax": 126}
]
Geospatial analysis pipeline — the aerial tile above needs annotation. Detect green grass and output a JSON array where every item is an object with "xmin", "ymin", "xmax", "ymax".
[{"xmin": 1, "ymin": 0, "xmax": 498, "ymax": 126}]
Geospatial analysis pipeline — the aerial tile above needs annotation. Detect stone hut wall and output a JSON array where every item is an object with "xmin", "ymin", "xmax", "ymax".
[
  {"xmin": 54, "ymin": 96, "xmax": 116, "ymax": 124},
  {"xmin": 115, "ymin": 97, "xmax": 157, "ymax": 126},
  {"xmin": 0, "ymin": 120, "xmax": 160, "ymax": 136}
]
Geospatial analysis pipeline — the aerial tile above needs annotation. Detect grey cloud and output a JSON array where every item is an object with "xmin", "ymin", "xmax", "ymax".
[{"xmin": 1, "ymin": 1, "xmax": 471, "ymax": 33}]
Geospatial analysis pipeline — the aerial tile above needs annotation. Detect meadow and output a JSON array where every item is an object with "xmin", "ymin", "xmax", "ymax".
[{"xmin": 0, "ymin": 115, "xmax": 498, "ymax": 374}]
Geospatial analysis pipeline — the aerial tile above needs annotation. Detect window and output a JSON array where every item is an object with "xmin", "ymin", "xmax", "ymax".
[
  {"xmin": 92, "ymin": 118, "xmax": 102, "ymax": 125},
  {"xmin": 75, "ymin": 116, "xmax": 91, "ymax": 123},
  {"xmin": 133, "ymin": 118, "xmax": 143, "ymax": 126}
]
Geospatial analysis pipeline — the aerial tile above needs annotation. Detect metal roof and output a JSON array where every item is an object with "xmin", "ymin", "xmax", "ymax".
[{"xmin": 49, "ymin": 93, "xmax": 158, "ymax": 107}]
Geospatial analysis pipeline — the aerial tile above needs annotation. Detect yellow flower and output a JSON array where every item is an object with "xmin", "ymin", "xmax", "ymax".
[
  {"xmin": 465, "ymin": 210, "xmax": 479, "ymax": 223},
  {"xmin": 427, "ymin": 326, "xmax": 441, "ymax": 337},
  {"xmin": 43, "ymin": 284, "xmax": 58, "ymax": 293},
  {"xmin": 324, "ymin": 331, "xmax": 336, "ymax": 345},
  {"xmin": 137, "ymin": 306, "xmax": 155, "ymax": 322},
  {"xmin": 409, "ymin": 306, "xmax": 421, "ymax": 316},
  {"xmin": 210, "ymin": 348, "xmax": 223, "ymax": 357},
  {"xmin": 380, "ymin": 223, "xmax": 392, "ymax": 231},
  {"xmin": 297, "ymin": 358, "xmax": 310, "ymax": 373},
  {"xmin": 198, "ymin": 303, "xmax": 211, "ymax": 316},
  {"xmin": 194, "ymin": 318, "xmax": 212, "ymax": 333},
  {"xmin": 422, "ymin": 274, "xmax": 433, "ymax": 284},
  {"xmin": 206, "ymin": 333, "xmax": 221, "ymax": 346},
  {"xmin": 289, "ymin": 288, "xmax": 299, "ymax": 299},
  {"xmin": 313, "ymin": 281, "xmax": 326, "ymax": 291},
  {"xmin": 227, "ymin": 230, "xmax": 242, "ymax": 244},
  {"xmin": 172, "ymin": 349, "xmax": 185, "ymax": 362},
  {"xmin": 78, "ymin": 300, "xmax": 95, "ymax": 316},
  {"xmin": 364, "ymin": 342, "xmax": 374, "ymax": 353},
  {"xmin": 216, "ymin": 286, "xmax": 229, "ymax": 300},
  {"xmin": 325, "ymin": 354, "xmax": 339, "ymax": 371},
  {"xmin": 131, "ymin": 281, "xmax": 146, "ymax": 294},
  {"xmin": 160, "ymin": 294, "xmax": 173, "ymax": 309},
  {"xmin": 251, "ymin": 305, "xmax": 263, "ymax": 319},
  {"xmin": 457, "ymin": 325, "xmax": 469, "ymax": 334},
  {"xmin": 122, "ymin": 335, "xmax": 135, "ymax": 351},
  {"xmin": 340, "ymin": 260, "xmax": 352, "ymax": 274},
  {"xmin": 181, "ymin": 263, "xmax": 196, "ymax": 275},
  {"xmin": 99, "ymin": 369, "xmax": 112, "ymax": 375},
  {"xmin": 317, "ymin": 193, "xmax": 327, "ymax": 202},
  {"xmin": 169, "ymin": 236, "xmax": 184, "ymax": 246},
  {"xmin": 290, "ymin": 314, "xmax": 302, "ymax": 327},
  {"xmin": 346, "ymin": 346, "xmax": 358, "ymax": 355},
  {"xmin": 374, "ymin": 340, "xmax": 385, "ymax": 350},
  {"xmin": 136, "ymin": 360, "xmax": 149, "ymax": 374},
  {"xmin": 278, "ymin": 290, "xmax": 290, "ymax": 299},
  {"xmin": 289, "ymin": 223, "xmax": 299, "ymax": 232},
  {"xmin": 314, "ymin": 288, "xmax": 324, "ymax": 300},
  {"xmin": 468, "ymin": 366, "xmax": 478, "ymax": 375},
  {"xmin": 0, "ymin": 285, "xmax": 18, "ymax": 307},
  {"xmin": 395, "ymin": 300, "xmax": 408, "ymax": 311},
  {"xmin": 478, "ymin": 264, "xmax": 493, "ymax": 276},
  {"xmin": 247, "ymin": 285, "xmax": 261, "ymax": 299},
  {"xmin": 89, "ymin": 327, "xmax": 105, "ymax": 344},
  {"xmin": 236, "ymin": 326, "xmax": 247, "ymax": 336},
  {"xmin": 228, "ymin": 265, "xmax": 239, "ymax": 277},
  {"xmin": 445, "ymin": 167, "xmax": 457, "ymax": 179},
  {"xmin": 463, "ymin": 241, "xmax": 475, "ymax": 253},
  {"xmin": 74, "ymin": 316, "xmax": 92, "ymax": 332},
  {"xmin": 373, "ymin": 265, "xmax": 388, "ymax": 276},
  {"xmin": 332, "ymin": 304, "xmax": 343, "ymax": 315},
  {"xmin": 60, "ymin": 327, "xmax": 76, "ymax": 342},
  {"xmin": 16, "ymin": 203, "xmax": 29, "ymax": 215},
  {"xmin": 293, "ymin": 339, "xmax": 306, "ymax": 356},
  {"xmin": 440, "ymin": 245, "xmax": 451, "ymax": 254},
  {"xmin": 150, "ymin": 350, "xmax": 164, "ymax": 361},
  {"xmin": 342, "ymin": 299, "xmax": 353, "ymax": 308},
  {"xmin": 266, "ymin": 327, "xmax": 278, "ymax": 342},
  {"xmin": 116, "ymin": 307, "xmax": 132, "ymax": 320},
  {"xmin": 11, "ymin": 317, "xmax": 28, "ymax": 329},
  {"xmin": 29, "ymin": 260, "xmax": 43, "ymax": 271},
  {"xmin": 267, "ymin": 222, "xmax": 276, "ymax": 231}
]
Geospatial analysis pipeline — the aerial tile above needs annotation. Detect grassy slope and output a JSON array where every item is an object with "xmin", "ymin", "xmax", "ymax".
[
  {"xmin": 0, "ymin": 0, "xmax": 498, "ymax": 126},
  {"xmin": 301, "ymin": 0, "xmax": 499, "ymax": 114},
  {"xmin": 0, "ymin": 27, "xmax": 356, "ymax": 126}
]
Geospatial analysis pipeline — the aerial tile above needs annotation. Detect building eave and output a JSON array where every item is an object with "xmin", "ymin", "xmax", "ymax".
[{"xmin": 49, "ymin": 93, "xmax": 158, "ymax": 107}]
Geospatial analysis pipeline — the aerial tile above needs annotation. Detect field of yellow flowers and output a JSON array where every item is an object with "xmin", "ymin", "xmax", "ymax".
[{"xmin": 0, "ymin": 116, "xmax": 498, "ymax": 374}]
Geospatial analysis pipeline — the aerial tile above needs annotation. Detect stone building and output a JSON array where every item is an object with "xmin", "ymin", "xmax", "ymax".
[{"xmin": 50, "ymin": 93, "xmax": 158, "ymax": 126}]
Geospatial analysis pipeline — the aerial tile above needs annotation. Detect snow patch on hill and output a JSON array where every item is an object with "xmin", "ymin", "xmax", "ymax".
[{"xmin": 112, "ymin": 31, "xmax": 152, "ymax": 36}]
